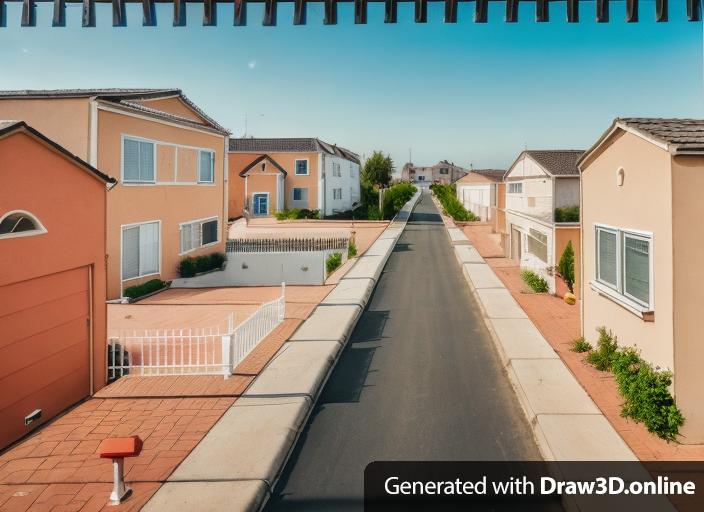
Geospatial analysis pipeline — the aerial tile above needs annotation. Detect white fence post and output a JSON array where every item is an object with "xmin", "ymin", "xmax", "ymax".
[{"xmin": 221, "ymin": 334, "xmax": 232, "ymax": 380}]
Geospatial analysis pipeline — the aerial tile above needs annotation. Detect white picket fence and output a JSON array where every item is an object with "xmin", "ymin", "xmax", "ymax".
[{"xmin": 107, "ymin": 284, "xmax": 286, "ymax": 380}]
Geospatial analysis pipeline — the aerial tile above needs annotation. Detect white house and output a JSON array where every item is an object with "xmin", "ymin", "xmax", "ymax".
[
  {"xmin": 455, "ymin": 169, "xmax": 505, "ymax": 221},
  {"xmin": 504, "ymin": 150, "xmax": 583, "ymax": 294}
]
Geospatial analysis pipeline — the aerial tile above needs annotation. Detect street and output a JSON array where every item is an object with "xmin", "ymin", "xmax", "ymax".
[{"xmin": 266, "ymin": 190, "xmax": 546, "ymax": 510}]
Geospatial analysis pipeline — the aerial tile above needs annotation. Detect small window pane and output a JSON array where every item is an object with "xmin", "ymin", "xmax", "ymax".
[
  {"xmin": 123, "ymin": 139, "xmax": 140, "ymax": 182},
  {"xmin": 598, "ymin": 229, "xmax": 618, "ymax": 287},
  {"xmin": 0, "ymin": 213, "xmax": 41, "ymax": 234},
  {"xmin": 295, "ymin": 160, "xmax": 308, "ymax": 175},
  {"xmin": 122, "ymin": 226, "xmax": 140, "ymax": 280},
  {"xmin": 139, "ymin": 141, "xmax": 155, "ymax": 182},
  {"xmin": 199, "ymin": 151, "xmax": 214, "ymax": 183},
  {"xmin": 624, "ymin": 235, "xmax": 650, "ymax": 305},
  {"xmin": 202, "ymin": 220, "xmax": 218, "ymax": 245},
  {"xmin": 139, "ymin": 222, "xmax": 159, "ymax": 275}
]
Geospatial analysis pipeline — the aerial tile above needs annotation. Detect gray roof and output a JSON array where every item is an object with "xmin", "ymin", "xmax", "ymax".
[
  {"xmin": 618, "ymin": 118, "xmax": 704, "ymax": 153},
  {"xmin": 524, "ymin": 150, "xmax": 584, "ymax": 176},
  {"xmin": 473, "ymin": 169, "xmax": 506, "ymax": 181},
  {"xmin": 229, "ymin": 137, "xmax": 360, "ymax": 164},
  {"xmin": 0, "ymin": 88, "xmax": 229, "ymax": 135}
]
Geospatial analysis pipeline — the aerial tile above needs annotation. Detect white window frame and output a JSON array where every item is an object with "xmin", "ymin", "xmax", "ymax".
[
  {"xmin": 0, "ymin": 210, "xmax": 47, "ymax": 239},
  {"xmin": 593, "ymin": 223, "xmax": 653, "ymax": 312},
  {"xmin": 121, "ymin": 135, "xmax": 157, "ymax": 184},
  {"xmin": 294, "ymin": 159, "xmax": 309, "ymax": 176},
  {"xmin": 120, "ymin": 220, "xmax": 161, "ymax": 286},
  {"xmin": 332, "ymin": 162, "xmax": 341, "ymax": 177},
  {"xmin": 179, "ymin": 216, "xmax": 220, "ymax": 255},
  {"xmin": 508, "ymin": 182, "xmax": 523, "ymax": 194},
  {"xmin": 198, "ymin": 150, "xmax": 216, "ymax": 184},
  {"xmin": 333, "ymin": 188, "xmax": 342, "ymax": 200}
]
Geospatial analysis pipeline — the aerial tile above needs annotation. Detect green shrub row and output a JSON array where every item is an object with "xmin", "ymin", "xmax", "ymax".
[
  {"xmin": 382, "ymin": 182, "xmax": 417, "ymax": 219},
  {"xmin": 179, "ymin": 252, "xmax": 226, "ymax": 278},
  {"xmin": 275, "ymin": 208, "xmax": 320, "ymax": 220},
  {"xmin": 554, "ymin": 205, "xmax": 579, "ymax": 222},
  {"xmin": 123, "ymin": 279, "xmax": 165, "ymax": 300},
  {"xmin": 430, "ymin": 183, "xmax": 478, "ymax": 222},
  {"xmin": 326, "ymin": 252, "xmax": 343, "ymax": 275},
  {"xmin": 582, "ymin": 327, "xmax": 684, "ymax": 441},
  {"xmin": 520, "ymin": 269, "xmax": 549, "ymax": 293}
]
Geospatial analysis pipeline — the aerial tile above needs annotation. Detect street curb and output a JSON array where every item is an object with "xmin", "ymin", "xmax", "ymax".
[
  {"xmin": 142, "ymin": 189, "xmax": 422, "ymax": 512},
  {"xmin": 432, "ymin": 194, "xmax": 636, "ymax": 465}
]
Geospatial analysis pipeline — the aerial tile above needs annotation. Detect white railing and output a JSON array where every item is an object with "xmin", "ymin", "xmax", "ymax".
[
  {"xmin": 223, "ymin": 282, "xmax": 286, "ymax": 370},
  {"xmin": 227, "ymin": 236, "xmax": 348, "ymax": 253},
  {"xmin": 107, "ymin": 285, "xmax": 286, "ymax": 381}
]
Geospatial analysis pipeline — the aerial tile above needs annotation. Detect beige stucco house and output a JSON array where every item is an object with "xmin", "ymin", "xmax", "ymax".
[
  {"xmin": 0, "ymin": 89, "xmax": 229, "ymax": 299},
  {"xmin": 579, "ymin": 118, "xmax": 704, "ymax": 443},
  {"xmin": 455, "ymin": 169, "xmax": 505, "ymax": 221},
  {"xmin": 401, "ymin": 160, "xmax": 469, "ymax": 184}
]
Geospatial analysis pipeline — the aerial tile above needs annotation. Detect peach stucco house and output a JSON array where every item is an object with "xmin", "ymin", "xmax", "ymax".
[
  {"xmin": 0, "ymin": 89, "xmax": 229, "ymax": 299},
  {"xmin": 455, "ymin": 169, "xmax": 505, "ymax": 221},
  {"xmin": 0, "ymin": 121, "xmax": 115, "ymax": 449},
  {"xmin": 228, "ymin": 138, "xmax": 361, "ymax": 218},
  {"xmin": 580, "ymin": 118, "xmax": 704, "ymax": 443}
]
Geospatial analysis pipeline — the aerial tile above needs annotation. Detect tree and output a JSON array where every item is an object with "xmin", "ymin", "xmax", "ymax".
[
  {"xmin": 557, "ymin": 240, "xmax": 575, "ymax": 293},
  {"xmin": 361, "ymin": 150, "xmax": 394, "ymax": 188}
]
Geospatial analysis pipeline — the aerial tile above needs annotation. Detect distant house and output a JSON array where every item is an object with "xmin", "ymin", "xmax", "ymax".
[
  {"xmin": 228, "ymin": 138, "xmax": 361, "ymax": 218},
  {"xmin": 504, "ymin": 150, "xmax": 583, "ymax": 295},
  {"xmin": 0, "ymin": 89, "xmax": 229, "ymax": 299},
  {"xmin": 455, "ymin": 169, "xmax": 505, "ymax": 221},
  {"xmin": 401, "ymin": 160, "xmax": 469, "ymax": 184},
  {"xmin": 580, "ymin": 118, "xmax": 704, "ymax": 443},
  {"xmin": 0, "ymin": 121, "xmax": 115, "ymax": 449}
]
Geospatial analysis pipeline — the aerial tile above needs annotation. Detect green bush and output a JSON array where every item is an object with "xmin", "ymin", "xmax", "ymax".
[
  {"xmin": 557, "ymin": 240, "xmax": 576, "ymax": 293},
  {"xmin": 326, "ymin": 252, "xmax": 343, "ymax": 275},
  {"xmin": 585, "ymin": 327, "xmax": 618, "ymax": 371},
  {"xmin": 382, "ymin": 182, "xmax": 417, "ymax": 219},
  {"xmin": 554, "ymin": 205, "xmax": 580, "ymax": 222},
  {"xmin": 430, "ymin": 183, "xmax": 478, "ymax": 222},
  {"xmin": 124, "ymin": 279, "xmax": 165, "ymax": 299},
  {"xmin": 179, "ymin": 252, "xmax": 226, "ymax": 277},
  {"xmin": 570, "ymin": 337, "xmax": 593, "ymax": 353},
  {"xmin": 275, "ymin": 208, "xmax": 321, "ymax": 220},
  {"xmin": 366, "ymin": 205, "xmax": 383, "ymax": 220},
  {"xmin": 348, "ymin": 239, "xmax": 358, "ymax": 259},
  {"xmin": 611, "ymin": 347, "xmax": 684, "ymax": 441},
  {"xmin": 520, "ymin": 270, "xmax": 549, "ymax": 293}
]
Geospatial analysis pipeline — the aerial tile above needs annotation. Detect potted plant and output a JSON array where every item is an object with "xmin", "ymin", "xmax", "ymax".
[{"xmin": 557, "ymin": 241, "xmax": 576, "ymax": 305}]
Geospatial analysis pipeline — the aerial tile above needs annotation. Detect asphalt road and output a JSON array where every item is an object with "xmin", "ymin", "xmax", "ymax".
[{"xmin": 266, "ymin": 190, "xmax": 550, "ymax": 511}]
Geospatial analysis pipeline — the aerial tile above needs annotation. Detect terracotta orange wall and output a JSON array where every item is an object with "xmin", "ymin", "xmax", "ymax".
[
  {"xmin": 581, "ymin": 130, "xmax": 674, "ymax": 373},
  {"xmin": 671, "ymin": 154, "xmax": 704, "ymax": 443},
  {"xmin": 136, "ymin": 97, "xmax": 206, "ymax": 124},
  {"xmin": 229, "ymin": 151, "xmax": 320, "ymax": 216},
  {"xmin": 98, "ymin": 110, "xmax": 227, "ymax": 298},
  {"xmin": 555, "ymin": 226, "xmax": 581, "ymax": 297},
  {"xmin": 0, "ymin": 98, "xmax": 91, "ymax": 158},
  {"xmin": 245, "ymin": 172, "xmax": 280, "ymax": 215},
  {"xmin": 0, "ymin": 131, "xmax": 108, "ymax": 443}
]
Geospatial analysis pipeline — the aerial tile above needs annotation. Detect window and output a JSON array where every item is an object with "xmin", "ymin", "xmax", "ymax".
[
  {"xmin": 350, "ymin": 163, "xmax": 355, "ymax": 178},
  {"xmin": 199, "ymin": 150, "xmax": 215, "ymax": 183},
  {"xmin": 295, "ymin": 159, "xmax": 309, "ymax": 175},
  {"xmin": 332, "ymin": 163, "xmax": 341, "ymax": 177},
  {"xmin": 508, "ymin": 182, "xmax": 523, "ymax": 194},
  {"xmin": 123, "ymin": 137, "xmax": 155, "ymax": 183},
  {"xmin": 439, "ymin": 168, "xmax": 449, "ymax": 175},
  {"xmin": 333, "ymin": 188, "xmax": 342, "ymax": 200},
  {"xmin": 595, "ymin": 225, "xmax": 652, "ymax": 309},
  {"xmin": 122, "ymin": 222, "xmax": 159, "ymax": 281},
  {"xmin": 253, "ymin": 193, "xmax": 269, "ymax": 215},
  {"xmin": 180, "ymin": 217, "xmax": 219, "ymax": 254},
  {"xmin": 527, "ymin": 228, "xmax": 548, "ymax": 263},
  {"xmin": 293, "ymin": 188, "xmax": 308, "ymax": 202},
  {"xmin": 0, "ymin": 210, "xmax": 46, "ymax": 238}
]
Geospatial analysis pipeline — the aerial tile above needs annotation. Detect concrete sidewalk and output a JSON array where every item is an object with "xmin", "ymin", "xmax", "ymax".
[
  {"xmin": 142, "ymin": 190, "xmax": 422, "ymax": 511},
  {"xmin": 433, "ymin": 195, "xmax": 636, "ymax": 462}
]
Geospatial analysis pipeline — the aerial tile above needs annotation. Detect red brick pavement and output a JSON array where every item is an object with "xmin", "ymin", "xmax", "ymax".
[{"xmin": 462, "ymin": 224, "xmax": 704, "ymax": 461}]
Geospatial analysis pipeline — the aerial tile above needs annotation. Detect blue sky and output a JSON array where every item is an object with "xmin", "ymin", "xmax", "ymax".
[{"xmin": 0, "ymin": 1, "xmax": 701, "ymax": 169}]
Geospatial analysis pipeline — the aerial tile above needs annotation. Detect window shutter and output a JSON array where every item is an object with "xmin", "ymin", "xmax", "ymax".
[
  {"xmin": 123, "ymin": 139, "xmax": 140, "ymax": 182},
  {"xmin": 139, "ymin": 222, "xmax": 159, "ymax": 275},
  {"xmin": 122, "ymin": 226, "xmax": 140, "ymax": 280}
]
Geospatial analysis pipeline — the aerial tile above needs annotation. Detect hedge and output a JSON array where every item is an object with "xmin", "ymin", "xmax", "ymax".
[
  {"xmin": 554, "ymin": 205, "xmax": 579, "ymax": 222},
  {"xmin": 430, "ymin": 183, "xmax": 478, "ymax": 222},
  {"xmin": 520, "ymin": 269, "xmax": 549, "ymax": 293},
  {"xmin": 275, "ymin": 208, "xmax": 321, "ymax": 220},
  {"xmin": 123, "ymin": 279, "xmax": 165, "ymax": 300},
  {"xmin": 179, "ymin": 252, "xmax": 226, "ymax": 278},
  {"xmin": 326, "ymin": 252, "xmax": 343, "ymax": 275}
]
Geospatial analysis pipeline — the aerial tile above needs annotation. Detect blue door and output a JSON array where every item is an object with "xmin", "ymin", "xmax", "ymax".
[{"xmin": 253, "ymin": 193, "xmax": 269, "ymax": 215}]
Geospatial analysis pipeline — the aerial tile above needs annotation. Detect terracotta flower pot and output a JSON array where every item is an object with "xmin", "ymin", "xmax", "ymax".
[{"xmin": 563, "ymin": 292, "xmax": 576, "ymax": 305}]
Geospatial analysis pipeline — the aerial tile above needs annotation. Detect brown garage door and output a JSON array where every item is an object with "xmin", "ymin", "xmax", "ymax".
[{"xmin": 0, "ymin": 267, "xmax": 91, "ymax": 449}]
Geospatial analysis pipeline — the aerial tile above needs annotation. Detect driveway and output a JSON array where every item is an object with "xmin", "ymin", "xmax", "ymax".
[{"xmin": 266, "ymin": 190, "xmax": 542, "ymax": 510}]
